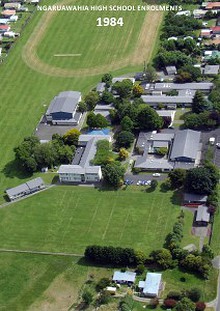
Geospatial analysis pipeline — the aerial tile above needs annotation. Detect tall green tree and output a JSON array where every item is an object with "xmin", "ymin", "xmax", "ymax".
[
  {"xmin": 63, "ymin": 128, "xmax": 81, "ymax": 146},
  {"xmin": 85, "ymin": 91, "xmax": 100, "ymax": 110},
  {"xmin": 137, "ymin": 105, "xmax": 163, "ymax": 130},
  {"xmin": 112, "ymin": 79, "xmax": 133, "ymax": 98},
  {"xmin": 192, "ymin": 91, "xmax": 212, "ymax": 114},
  {"xmin": 175, "ymin": 297, "xmax": 195, "ymax": 311},
  {"xmin": 102, "ymin": 163, "xmax": 125, "ymax": 187}
]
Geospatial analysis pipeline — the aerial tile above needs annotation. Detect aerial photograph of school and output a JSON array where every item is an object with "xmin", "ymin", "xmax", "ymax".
[{"xmin": 1, "ymin": 0, "xmax": 220, "ymax": 310}]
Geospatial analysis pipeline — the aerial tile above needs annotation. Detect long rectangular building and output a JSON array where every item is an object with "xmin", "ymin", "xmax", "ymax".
[{"xmin": 6, "ymin": 177, "xmax": 45, "ymax": 201}]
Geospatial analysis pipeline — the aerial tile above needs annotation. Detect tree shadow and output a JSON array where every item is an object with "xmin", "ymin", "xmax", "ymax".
[
  {"xmin": 170, "ymin": 189, "xmax": 182, "ymax": 206},
  {"xmin": 159, "ymin": 182, "xmax": 171, "ymax": 193},
  {"xmin": 2, "ymin": 159, "xmax": 32, "ymax": 179}
]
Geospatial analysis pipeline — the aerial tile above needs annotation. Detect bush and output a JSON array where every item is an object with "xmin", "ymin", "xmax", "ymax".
[
  {"xmin": 82, "ymin": 289, "xmax": 93, "ymax": 305},
  {"xmin": 136, "ymin": 264, "xmax": 145, "ymax": 275},
  {"xmin": 187, "ymin": 288, "xmax": 201, "ymax": 302},
  {"xmin": 149, "ymin": 297, "xmax": 159, "ymax": 308},
  {"xmin": 167, "ymin": 291, "xmax": 182, "ymax": 301},
  {"xmin": 97, "ymin": 291, "xmax": 111, "ymax": 305},
  {"xmin": 164, "ymin": 298, "xmax": 177, "ymax": 308},
  {"xmin": 196, "ymin": 301, "xmax": 206, "ymax": 311},
  {"xmin": 96, "ymin": 278, "xmax": 111, "ymax": 292}
]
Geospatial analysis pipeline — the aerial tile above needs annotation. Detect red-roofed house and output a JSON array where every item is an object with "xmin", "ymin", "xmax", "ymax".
[
  {"xmin": 0, "ymin": 24, "xmax": 10, "ymax": 33},
  {"xmin": 206, "ymin": 2, "xmax": 220, "ymax": 9},
  {"xmin": 211, "ymin": 26, "xmax": 220, "ymax": 34},
  {"xmin": 1, "ymin": 10, "xmax": 16, "ymax": 17},
  {"xmin": 201, "ymin": 29, "xmax": 212, "ymax": 38}
]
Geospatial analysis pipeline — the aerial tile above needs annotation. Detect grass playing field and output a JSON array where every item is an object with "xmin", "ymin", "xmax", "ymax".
[
  {"xmin": 0, "ymin": 186, "xmax": 196, "ymax": 254},
  {"xmin": 23, "ymin": 0, "xmax": 163, "ymax": 76}
]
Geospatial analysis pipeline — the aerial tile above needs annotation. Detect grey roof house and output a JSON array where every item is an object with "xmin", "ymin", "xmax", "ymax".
[
  {"xmin": 203, "ymin": 65, "xmax": 220, "ymax": 76},
  {"xmin": 46, "ymin": 91, "xmax": 82, "ymax": 125},
  {"xmin": 6, "ymin": 177, "xmax": 45, "ymax": 201}
]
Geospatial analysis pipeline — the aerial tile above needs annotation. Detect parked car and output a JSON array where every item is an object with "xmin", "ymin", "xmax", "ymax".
[
  {"xmin": 216, "ymin": 143, "xmax": 220, "ymax": 149},
  {"xmin": 152, "ymin": 173, "xmax": 161, "ymax": 177}
]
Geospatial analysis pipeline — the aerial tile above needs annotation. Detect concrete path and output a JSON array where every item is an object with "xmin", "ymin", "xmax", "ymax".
[{"xmin": 0, "ymin": 248, "xmax": 83, "ymax": 257}]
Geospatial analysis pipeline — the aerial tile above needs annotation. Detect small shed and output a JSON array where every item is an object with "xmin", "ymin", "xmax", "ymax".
[
  {"xmin": 113, "ymin": 271, "xmax": 136, "ymax": 284},
  {"xmin": 165, "ymin": 66, "xmax": 177, "ymax": 76},
  {"xmin": 196, "ymin": 205, "xmax": 210, "ymax": 225},
  {"xmin": 106, "ymin": 286, "xmax": 116, "ymax": 294}
]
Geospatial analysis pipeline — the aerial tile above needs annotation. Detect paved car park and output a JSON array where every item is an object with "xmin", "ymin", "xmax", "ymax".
[
  {"xmin": 124, "ymin": 173, "xmax": 167, "ymax": 185},
  {"xmin": 201, "ymin": 128, "xmax": 220, "ymax": 168}
]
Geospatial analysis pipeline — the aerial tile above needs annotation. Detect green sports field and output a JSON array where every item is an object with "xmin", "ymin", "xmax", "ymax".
[
  {"xmin": 0, "ymin": 186, "xmax": 197, "ymax": 254},
  {"xmin": 36, "ymin": 0, "xmax": 147, "ymax": 70}
]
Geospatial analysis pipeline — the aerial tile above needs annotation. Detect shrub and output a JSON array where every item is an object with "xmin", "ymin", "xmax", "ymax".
[
  {"xmin": 96, "ymin": 278, "xmax": 111, "ymax": 292},
  {"xmin": 136, "ymin": 264, "xmax": 145, "ymax": 275},
  {"xmin": 163, "ymin": 298, "xmax": 177, "ymax": 308},
  {"xmin": 187, "ymin": 288, "xmax": 201, "ymax": 302},
  {"xmin": 167, "ymin": 291, "xmax": 182, "ymax": 301},
  {"xmin": 196, "ymin": 301, "xmax": 206, "ymax": 311},
  {"xmin": 149, "ymin": 298, "xmax": 159, "ymax": 309}
]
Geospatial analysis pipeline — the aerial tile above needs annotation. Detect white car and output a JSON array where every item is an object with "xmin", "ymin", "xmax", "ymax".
[
  {"xmin": 152, "ymin": 173, "xmax": 161, "ymax": 177},
  {"xmin": 216, "ymin": 143, "xmax": 220, "ymax": 149}
]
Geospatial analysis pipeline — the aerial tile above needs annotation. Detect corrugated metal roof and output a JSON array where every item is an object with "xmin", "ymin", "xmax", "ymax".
[
  {"xmin": 47, "ymin": 91, "xmax": 81, "ymax": 115},
  {"xmin": 196, "ymin": 205, "xmax": 210, "ymax": 222},
  {"xmin": 141, "ymin": 272, "xmax": 162, "ymax": 296},
  {"xmin": 141, "ymin": 95, "xmax": 193, "ymax": 104},
  {"xmin": 113, "ymin": 271, "xmax": 136, "ymax": 282},
  {"xmin": 26, "ymin": 177, "xmax": 44, "ymax": 190},
  {"xmin": 170, "ymin": 129, "xmax": 201, "ymax": 161}
]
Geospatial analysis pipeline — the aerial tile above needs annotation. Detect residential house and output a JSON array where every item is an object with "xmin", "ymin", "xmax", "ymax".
[
  {"xmin": 203, "ymin": 64, "xmax": 220, "ymax": 75},
  {"xmin": 0, "ymin": 25, "xmax": 10, "ymax": 33},
  {"xmin": 112, "ymin": 271, "xmax": 136, "ymax": 284},
  {"xmin": 205, "ymin": 2, "xmax": 220, "ymax": 10},
  {"xmin": 183, "ymin": 193, "xmax": 207, "ymax": 206},
  {"xmin": 139, "ymin": 273, "xmax": 162, "ymax": 297},
  {"xmin": 94, "ymin": 103, "xmax": 113, "ymax": 121},
  {"xmin": 195, "ymin": 205, "xmax": 210, "ymax": 226},
  {"xmin": 46, "ymin": 91, "xmax": 82, "ymax": 125},
  {"xmin": 1, "ymin": 10, "xmax": 16, "ymax": 17},
  {"xmin": 6, "ymin": 177, "xmax": 45, "ymax": 201},
  {"xmin": 211, "ymin": 26, "xmax": 220, "ymax": 35},
  {"xmin": 193, "ymin": 9, "xmax": 207, "ymax": 18},
  {"xmin": 4, "ymin": 2, "xmax": 21, "ymax": 9},
  {"xmin": 200, "ymin": 29, "xmax": 212, "ymax": 38},
  {"xmin": 203, "ymin": 50, "xmax": 220, "ymax": 61}
]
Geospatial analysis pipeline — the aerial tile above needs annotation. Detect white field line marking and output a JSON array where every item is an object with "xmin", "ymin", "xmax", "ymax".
[
  {"xmin": 53, "ymin": 54, "xmax": 81, "ymax": 57},
  {"xmin": 86, "ymin": 198, "xmax": 101, "ymax": 235},
  {"xmin": 60, "ymin": 195, "xmax": 81, "ymax": 244},
  {"xmin": 102, "ymin": 198, "xmax": 117, "ymax": 240}
]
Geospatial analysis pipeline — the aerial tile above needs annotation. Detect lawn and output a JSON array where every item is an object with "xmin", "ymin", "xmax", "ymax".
[{"xmin": 0, "ymin": 185, "xmax": 198, "ymax": 254}]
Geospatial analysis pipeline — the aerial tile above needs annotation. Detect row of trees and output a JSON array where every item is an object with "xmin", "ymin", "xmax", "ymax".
[
  {"xmin": 84, "ymin": 245, "xmax": 145, "ymax": 266},
  {"xmin": 14, "ymin": 129, "xmax": 80, "ymax": 173}
]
